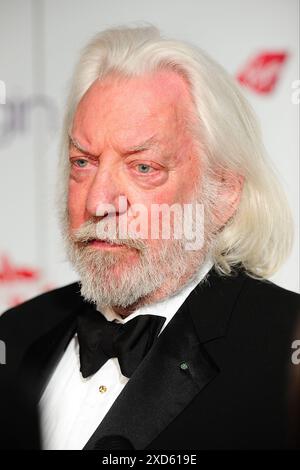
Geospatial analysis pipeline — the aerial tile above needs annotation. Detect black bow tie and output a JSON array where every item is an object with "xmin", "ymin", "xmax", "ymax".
[{"xmin": 77, "ymin": 306, "xmax": 166, "ymax": 378}]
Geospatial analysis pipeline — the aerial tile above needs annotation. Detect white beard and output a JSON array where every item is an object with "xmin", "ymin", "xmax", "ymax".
[{"xmin": 65, "ymin": 227, "xmax": 206, "ymax": 308}]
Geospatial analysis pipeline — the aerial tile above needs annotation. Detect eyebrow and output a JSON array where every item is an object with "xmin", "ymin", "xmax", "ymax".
[
  {"xmin": 68, "ymin": 134, "xmax": 91, "ymax": 154},
  {"xmin": 68, "ymin": 133, "xmax": 158, "ymax": 156},
  {"xmin": 124, "ymin": 135, "xmax": 158, "ymax": 154}
]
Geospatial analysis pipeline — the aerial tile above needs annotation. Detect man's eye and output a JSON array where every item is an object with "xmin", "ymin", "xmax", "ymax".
[
  {"xmin": 73, "ymin": 159, "xmax": 88, "ymax": 168},
  {"xmin": 137, "ymin": 163, "xmax": 152, "ymax": 174}
]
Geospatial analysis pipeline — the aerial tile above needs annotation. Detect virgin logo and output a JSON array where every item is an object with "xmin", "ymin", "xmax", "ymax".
[
  {"xmin": 237, "ymin": 52, "xmax": 288, "ymax": 94},
  {"xmin": 0, "ymin": 254, "xmax": 40, "ymax": 283}
]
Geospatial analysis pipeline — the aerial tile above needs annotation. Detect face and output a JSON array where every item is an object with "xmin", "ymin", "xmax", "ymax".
[{"xmin": 66, "ymin": 70, "xmax": 208, "ymax": 308}]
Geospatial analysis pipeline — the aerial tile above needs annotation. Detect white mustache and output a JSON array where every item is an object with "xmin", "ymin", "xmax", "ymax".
[{"xmin": 71, "ymin": 220, "xmax": 147, "ymax": 251}]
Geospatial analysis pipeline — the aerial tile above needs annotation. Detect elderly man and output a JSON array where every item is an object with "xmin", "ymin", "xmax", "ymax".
[{"xmin": 0, "ymin": 25, "xmax": 299, "ymax": 450}]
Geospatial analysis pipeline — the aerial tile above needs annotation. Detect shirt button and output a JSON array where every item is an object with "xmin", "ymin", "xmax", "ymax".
[{"xmin": 99, "ymin": 385, "xmax": 108, "ymax": 393}]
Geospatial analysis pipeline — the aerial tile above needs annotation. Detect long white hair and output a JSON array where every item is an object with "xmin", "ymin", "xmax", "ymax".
[{"xmin": 57, "ymin": 24, "xmax": 293, "ymax": 279}]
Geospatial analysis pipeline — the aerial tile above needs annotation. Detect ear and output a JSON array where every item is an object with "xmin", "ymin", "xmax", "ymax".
[{"xmin": 212, "ymin": 167, "xmax": 244, "ymax": 230}]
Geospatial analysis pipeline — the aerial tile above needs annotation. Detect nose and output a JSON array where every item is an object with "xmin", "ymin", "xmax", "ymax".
[{"xmin": 85, "ymin": 161, "xmax": 127, "ymax": 219}]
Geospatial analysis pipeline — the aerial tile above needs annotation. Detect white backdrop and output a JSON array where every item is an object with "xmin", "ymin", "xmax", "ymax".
[{"xmin": 0, "ymin": 0, "xmax": 299, "ymax": 313}]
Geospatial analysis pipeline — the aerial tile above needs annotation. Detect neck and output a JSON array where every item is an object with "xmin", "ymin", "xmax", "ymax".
[{"xmin": 110, "ymin": 263, "xmax": 202, "ymax": 319}]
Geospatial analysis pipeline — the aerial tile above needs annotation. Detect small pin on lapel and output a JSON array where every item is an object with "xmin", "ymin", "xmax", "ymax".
[{"xmin": 180, "ymin": 361, "xmax": 189, "ymax": 371}]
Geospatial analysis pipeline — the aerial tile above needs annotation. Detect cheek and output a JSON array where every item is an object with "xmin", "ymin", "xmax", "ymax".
[
  {"xmin": 128, "ymin": 191, "xmax": 178, "ymax": 241},
  {"xmin": 138, "ymin": 174, "xmax": 200, "ymax": 240},
  {"xmin": 68, "ymin": 179, "xmax": 88, "ymax": 229},
  {"xmin": 176, "ymin": 161, "xmax": 201, "ymax": 203}
]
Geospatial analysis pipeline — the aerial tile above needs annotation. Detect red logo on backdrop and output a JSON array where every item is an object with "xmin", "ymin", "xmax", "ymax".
[
  {"xmin": 0, "ymin": 254, "xmax": 40, "ymax": 283},
  {"xmin": 237, "ymin": 52, "xmax": 288, "ymax": 94},
  {"xmin": 0, "ymin": 254, "xmax": 55, "ymax": 310}
]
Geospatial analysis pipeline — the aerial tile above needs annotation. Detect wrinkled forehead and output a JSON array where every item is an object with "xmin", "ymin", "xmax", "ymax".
[
  {"xmin": 70, "ymin": 70, "xmax": 196, "ymax": 153},
  {"xmin": 76, "ymin": 69, "xmax": 194, "ymax": 113}
]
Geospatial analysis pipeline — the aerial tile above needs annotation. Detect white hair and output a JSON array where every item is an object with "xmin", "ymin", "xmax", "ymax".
[{"xmin": 58, "ymin": 24, "xmax": 293, "ymax": 279}]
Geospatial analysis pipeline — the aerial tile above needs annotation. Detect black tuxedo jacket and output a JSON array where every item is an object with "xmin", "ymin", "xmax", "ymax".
[{"xmin": 0, "ymin": 268, "xmax": 300, "ymax": 449}]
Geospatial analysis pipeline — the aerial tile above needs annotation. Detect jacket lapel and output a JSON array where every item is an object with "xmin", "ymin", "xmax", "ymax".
[
  {"xmin": 19, "ymin": 313, "xmax": 77, "ymax": 402},
  {"xmin": 19, "ymin": 299, "xmax": 92, "ymax": 402},
  {"xmin": 187, "ymin": 267, "xmax": 247, "ymax": 343}
]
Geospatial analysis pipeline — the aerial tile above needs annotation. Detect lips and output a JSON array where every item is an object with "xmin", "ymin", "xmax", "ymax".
[{"xmin": 89, "ymin": 239, "xmax": 123, "ymax": 249}]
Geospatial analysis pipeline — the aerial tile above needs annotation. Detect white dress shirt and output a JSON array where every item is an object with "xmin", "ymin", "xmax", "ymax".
[{"xmin": 39, "ymin": 260, "xmax": 213, "ymax": 450}]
